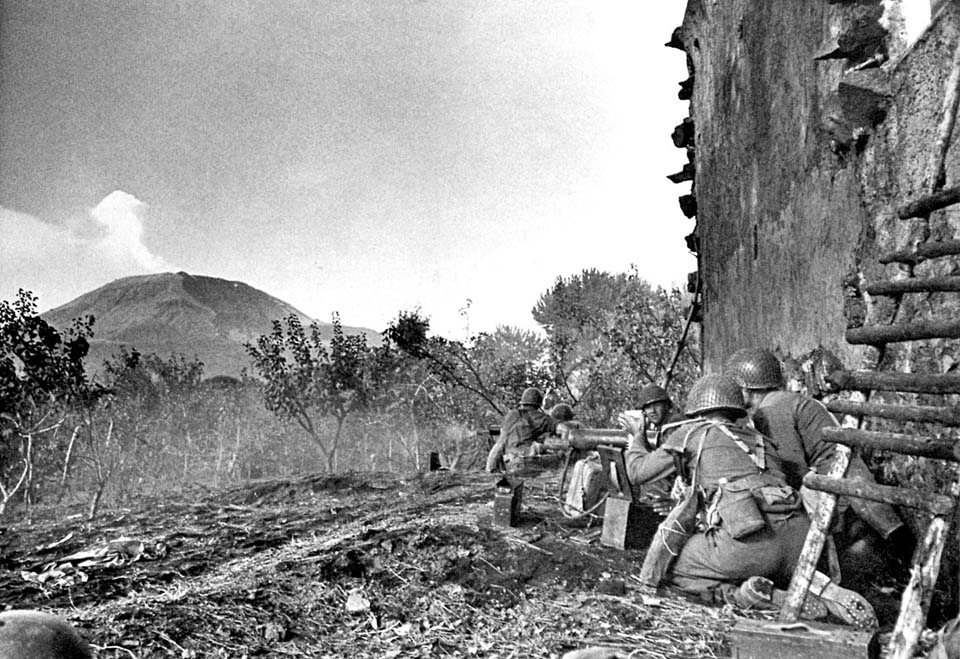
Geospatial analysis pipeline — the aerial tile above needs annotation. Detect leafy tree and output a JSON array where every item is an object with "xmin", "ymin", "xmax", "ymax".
[
  {"xmin": 0, "ymin": 290, "xmax": 96, "ymax": 514},
  {"xmin": 246, "ymin": 314, "xmax": 376, "ymax": 471},
  {"xmin": 533, "ymin": 268, "xmax": 700, "ymax": 423}
]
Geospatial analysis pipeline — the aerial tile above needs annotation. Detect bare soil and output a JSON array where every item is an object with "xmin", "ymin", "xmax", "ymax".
[{"xmin": 0, "ymin": 469, "xmax": 913, "ymax": 658}]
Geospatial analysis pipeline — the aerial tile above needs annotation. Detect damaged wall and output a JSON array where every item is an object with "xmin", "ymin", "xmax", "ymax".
[{"xmin": 679, "ymin": 0, "xmax": 960, "ymax": 371}]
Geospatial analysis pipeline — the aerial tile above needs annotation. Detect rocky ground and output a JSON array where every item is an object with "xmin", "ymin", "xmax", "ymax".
[{"xmin": 0, "ymin": 468, "xmax": 933, "ymax": 658}]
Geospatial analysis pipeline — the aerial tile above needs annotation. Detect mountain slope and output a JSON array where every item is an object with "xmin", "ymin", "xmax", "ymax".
[{"xmin": 42, "ymin": 272, "xmax": 381, "ymax": 377}]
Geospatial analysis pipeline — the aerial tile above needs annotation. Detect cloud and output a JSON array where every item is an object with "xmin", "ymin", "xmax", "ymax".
[
  {"xmin": 90, "ymin": 190, "xmax": 173, "ymax": 272},
  {"xmin": 0, "ymin": 190, "xmax": 176, "ymax": 309}
]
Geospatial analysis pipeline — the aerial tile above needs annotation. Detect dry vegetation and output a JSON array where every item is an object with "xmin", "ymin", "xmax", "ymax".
[{"xmin": 1, "ymin": 468, "xmax": 930, "ymax": 658}]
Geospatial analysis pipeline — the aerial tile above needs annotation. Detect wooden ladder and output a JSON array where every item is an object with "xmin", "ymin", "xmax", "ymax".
[{"xmin": 779, "ymin": 184, "xmax": 960, "ymax": 659}]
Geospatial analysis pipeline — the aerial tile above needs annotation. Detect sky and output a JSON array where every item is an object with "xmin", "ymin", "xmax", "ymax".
[{"xmin": 0, "ymin": 1, "xmax": 696, "ymax": 339}]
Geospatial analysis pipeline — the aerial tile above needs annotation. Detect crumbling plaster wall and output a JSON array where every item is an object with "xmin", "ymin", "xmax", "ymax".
[{"xmin": 681, "ymin": 0, "xmax": 960, "ymax": 372}]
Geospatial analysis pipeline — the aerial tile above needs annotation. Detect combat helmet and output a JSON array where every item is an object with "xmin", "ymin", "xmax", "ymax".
[
  {"xmin": 724, "ymin": 348, "xmax": 783, "ymax": 389},
  {"xmin": 519, "ymin": 387, "xmax": 544, "ymax": 407},
  {"xmin": 0, "ymin": 610, "xmax": 92, "ymax": 659},
  {"xmin": 549, "ymin": 403, "xmax": 575, "ymax": 422},
  {"xmin": 685, "ymin": 374, "xmax": 746, "ymax": 417},
  {"xmin": 636, "ymin": 384, "xmax": 671, "ymax": 409}
]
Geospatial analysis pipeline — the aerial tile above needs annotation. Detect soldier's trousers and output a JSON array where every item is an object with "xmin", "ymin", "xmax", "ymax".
[{"xmin": 667, "ymin": 512, "xmax": 810, "ymax": 603}]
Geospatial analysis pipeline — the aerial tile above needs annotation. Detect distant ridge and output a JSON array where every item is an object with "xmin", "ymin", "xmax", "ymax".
[{"xmin": 41, "ymin": 272, "xmax": 381, "ymax": 378}]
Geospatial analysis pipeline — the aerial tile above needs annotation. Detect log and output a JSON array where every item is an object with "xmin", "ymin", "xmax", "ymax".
[
  {"xmin": 846, "ymin": 319, "xmax": 960, "ymax": 344},
  {"xmin": 897, "ymin": 184, "xmax": 960, "ymax": 219},
  {"xmin": 803, "ymin": 473, "xmax": 955, "ymax": 516},
  {"xmin": 780, "ymin": 446, "xmax": 851, "ymax": 623},
  {"xmin": 864, "ymin": 276, "xmax": 960, "ymax": 295},
  {"xmin": 879, "ymin": 240, "xmax": 960, "ymax": 265},
  {"xmin": 828, "ymin": 370, "xmax": 960, "ymax": 394},
  {"xmin": 827, "ymin": 399, "xmax": 960, "ymax": 426},
  {"xmin": 822, "ymin": 427, "xmax": 959, "ymax": 461},
  {"xmin": 885, "ymin": 469, "xmax": 960, "ymax": 659}
]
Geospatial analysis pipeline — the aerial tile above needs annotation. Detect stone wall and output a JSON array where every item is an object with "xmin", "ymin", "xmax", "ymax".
[{"xmin": 679, "ymin": 1, "xmax": 960, "ymax": 371}]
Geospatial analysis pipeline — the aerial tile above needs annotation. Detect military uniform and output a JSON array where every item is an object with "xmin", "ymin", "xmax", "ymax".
[
  {"xmin": 485, "ymin": 407, "xmax": 557, "ymax": 471},
  {"xmin": 626, "ymin": 417, "xmax": 808, "ymax": 603},
  {"xmin": 753, "ymin": 390, "xmax": 903, "ymax": 539}
]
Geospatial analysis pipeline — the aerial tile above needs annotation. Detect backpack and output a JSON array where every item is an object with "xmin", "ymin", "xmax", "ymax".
[{"xmin": 562, "ymin": 454, "xmax": 607, "ymax": 518}]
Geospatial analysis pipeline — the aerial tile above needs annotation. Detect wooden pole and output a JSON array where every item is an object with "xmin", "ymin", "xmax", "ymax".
[
  {"xmin": 865, "ymin": 275, "xmax": 960, "ymax": 295},
  {"xmin": 779, "ymin": 445, "xmax": 852, "ymax": 622},
  {"xmin": 822, "ymin": 427, "xmax": 960, "ymax": 461},
  {"xmin": 804, "ymin": 473, "xmax": 955, "ymax": 516},
  {"xmin": 879, "ymin": 240, "xmax": 960, "ymax": 265},
  {"xmin": 898, "ymin": 185, "xmax": 960, "ymax": 218},
  {"xmin": 828, "ymin": 369, "xmax": 960, "ymax": 394},
  {"xmin": 827, "ymin": 399, "xmax": 960, "ymax": 426},
  {"xmin": 885, "ymin": 471, "xmax": 960, "ymax": 659},
  {"xmin": 846, "ymin": 319, "xmax": 960, "ymax": 344}
]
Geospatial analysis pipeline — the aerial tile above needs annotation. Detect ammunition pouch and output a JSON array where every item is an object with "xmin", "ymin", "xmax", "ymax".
[{"xmin": 711, "ymin": 474, "xmax": 802, "ymax": 540}]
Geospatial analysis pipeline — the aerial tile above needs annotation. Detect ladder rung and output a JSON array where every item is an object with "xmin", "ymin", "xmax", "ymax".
[
  {"xmin": 827, "ymin": 399, "xmax": 960, "ymax": 426},
  {"xmin": 828, "ymin": 370, "xmax": 960, "ymax": 394},
  {"xmin": 865, "ymin": 276, "xmax": 960, "ymax": 295},
  {"xmin": 822, "ymin": 427, "xmax": 959, "ymax": 461},
  {"xmin": 879, "ymin": 240, "xmax": 960, "ymax": 265},
  {"xmin": 898, "ymin": 184, "xmax": 960, "ymax": 218},
  {"xmin": 846, "ymin": 320, "xmax": 960, "ymax": 344},
  {"xmin": 804, "ymin": 473, "xmax": 956, "ymax": 516}
]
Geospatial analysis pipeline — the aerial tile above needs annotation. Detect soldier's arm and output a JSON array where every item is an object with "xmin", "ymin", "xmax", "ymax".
[
  {"xmin": 796, "ymin": 397, "xmax": 839, "ymax": 474},
  {"xmin": 625, "ymin": 445, "xmax": 676, "ymax": 486},
  {"xmin": 485, "ymin": 435, "xmax": 507, "ymax": 472}
]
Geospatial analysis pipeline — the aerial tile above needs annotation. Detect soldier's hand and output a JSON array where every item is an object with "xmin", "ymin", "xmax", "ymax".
[{"xmin": 617, "ymin": 411, "xmax": 645, "ymax": 437}]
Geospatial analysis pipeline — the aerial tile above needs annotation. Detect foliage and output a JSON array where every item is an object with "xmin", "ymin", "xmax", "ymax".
[
  {"xmin": 246, "ymin": 314, "xmax": 377, "ymax": 471},
  {"xmin": 533, "ymin": 267, "xmax": 700, "ymax": 424},
  {"xmin": 0, "ymin": 290, "xmax": 98, "ymax": 513}
]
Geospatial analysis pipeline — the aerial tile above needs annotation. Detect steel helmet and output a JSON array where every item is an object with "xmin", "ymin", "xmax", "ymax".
[
  {"xmin": 685, "ymin": 374, "xmax": 746, "ymax": 417},
  {"xmin": 724, "ymin": 347, "xmax": 783, "ymax": 389},
  {"xmin": 519, "ymin": 387, "xmax": 544, "ymax": 407},
  {"xmin": 636, "ymin": 384, "xmax": 671, "ymax": 409},
  {"xmin": 549, "ymin": 403, "xmax": 575, "ymax": 422},
  {"xmin": 0, "ymin": 610, "xmax": 92, "ymax": 659}
]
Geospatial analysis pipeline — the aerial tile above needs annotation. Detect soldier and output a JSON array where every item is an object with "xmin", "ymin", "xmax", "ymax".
[
  {"xmin": 0, "ymin": 610, "xmax": 92, "ymax": 659},
  {"xmin": 724, "ymin": 347, "xmax": 913, "ymax": 568},
  {"xmin": 618, "ymin": 384, "xmax": 689, "ymax": 514},
  {"xmin": 625, "ymin": 374, "xmax": 876, "ymax": 627},
  {"xmin": 485, "ymin": 387, "xmax": 558, "ymax": 472}
]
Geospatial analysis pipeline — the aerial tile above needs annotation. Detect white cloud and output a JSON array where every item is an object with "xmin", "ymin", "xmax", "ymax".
[{"xmin": 0, "ymin": 190, "xmax": 176, "ymax": 310}]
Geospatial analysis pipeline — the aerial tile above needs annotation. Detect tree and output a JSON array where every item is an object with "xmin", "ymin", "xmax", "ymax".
[
  {"xmin": 246, "ymin": 314, "xmax": 376, "ymax": 471},
  {"xmin": 533, "ymin": 268, "xmax": 700, "ymax": 424},
  {"xmin": 0, "ymin": 290, "xmax": 96, "ymax": 514}
]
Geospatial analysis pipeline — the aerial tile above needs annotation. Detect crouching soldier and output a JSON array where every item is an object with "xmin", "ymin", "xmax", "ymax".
[
  {"xmin": 724, "ymin": 347, "xmax": 914, "ymax": 578},
  {"xmin": 485, "ymin": 387, "xmax": 558, "ymax": 473},
  {"xmin": 618, "ymin": 384, "xmax": 688, "ymax": 515},
  {"xmin": 627, "ymin": 374, "xmax": 876, "ymax": 627}
]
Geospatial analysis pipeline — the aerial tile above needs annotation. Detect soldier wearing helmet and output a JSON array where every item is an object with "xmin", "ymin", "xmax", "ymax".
[
  {"xmin": 0, "ymin": 610, "xmax": 92, "ymax": 659},
  {"xmin": 619, "ymin": 383, "xmax": 688, "ymax": 452},
  {"xmin": 617, "ymin": 383, "xmax": 689, "ymax": 514},
  {"xmin": 485, "ymin": 387, "xmax": 558, "ymax": 472},
  {"xmin": 724, "ymin": 347, "xmax": 911, "ymax": 566},
  {"xmin": 624, "ymin": 374, "xmax": 876, "ymax": 626}
]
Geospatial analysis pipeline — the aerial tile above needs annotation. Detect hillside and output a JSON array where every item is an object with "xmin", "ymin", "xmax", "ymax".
[{"xmin": 41, "ymin": 272, "xmax": 381, "ymax": 378}]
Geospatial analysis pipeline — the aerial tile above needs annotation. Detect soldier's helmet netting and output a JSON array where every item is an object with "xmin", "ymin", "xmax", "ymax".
[
  {"xmin": 519, "ymin": 387, "xmax": 544, "ymax": 407},
  {"xmin": 684, "ymin": 374, "xmax": 746, "ymax": 416},
  {"xmin": 724, "ymin": 348, "xmax": 783, "ymax": 389}
]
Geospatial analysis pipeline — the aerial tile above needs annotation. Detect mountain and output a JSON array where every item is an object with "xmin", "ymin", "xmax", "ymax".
[{"xmin": 41, "ymin": 272, "xmax": 382, "ymax": 378}]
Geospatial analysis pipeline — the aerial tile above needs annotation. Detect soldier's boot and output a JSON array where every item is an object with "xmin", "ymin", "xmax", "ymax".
[{"xmin": 733, "ymin": 576, "xmax": 829, "ymax": 620}]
